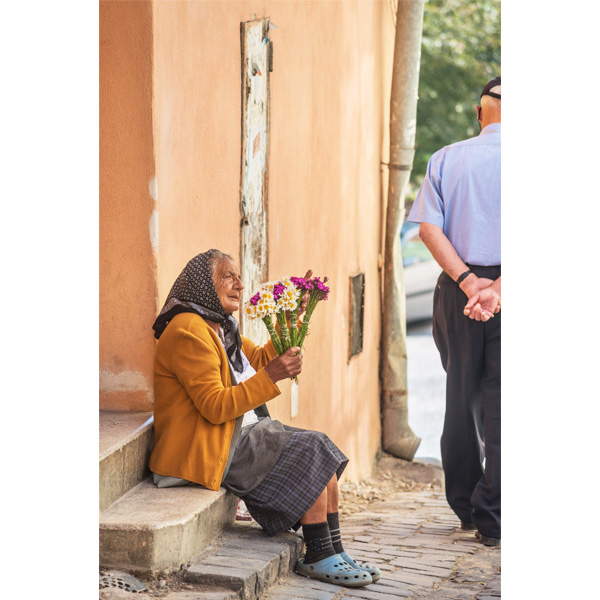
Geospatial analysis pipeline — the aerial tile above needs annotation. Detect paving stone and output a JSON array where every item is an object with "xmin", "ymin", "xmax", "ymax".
[
  {"xmin": 385, "ymin": 570, "xmax": 441, "ymax": 587},
  {"xmin": 365, "ymin": 536, "xmax": 413, "ymax": 546},
  {"xmin": 342, "ymin": 588, "xmax": 410, "ymax": 599},
  {"xmin": 420, "ymin": 526, "xmax": 455, "ymax": 533},
  {"xmin": 371, "ymin": 577, "xmax": 412, "ymax": 591},
  {"xmin": 388, "ymin": 558, "xmax": 453, "ymax": 577},
  {"xmin": 374, "ymin": 546, "xmax": 424, "ymax": 558},
  {"xmin": 385, "ymin": 538, "xmax": 424, "ymax": 547},
  {"xmin": 357, "ymin": 583, "xmax": 414, "ymax": 597},
  {"xmin": 415, "ymin": 547, "xmax": 472, "ymax": 557},
  {"xmin": 168, "ymin": 592, "xmax": 238, "ymax": 600},
  {"xmin": 345, "ymin": 550, "xmax": 394, "ymax": 562},
  {"xmin": 354, "ymin": 535, "xmax": 376, "ymax": 543},
  {"xmin": 371, "ymin": 524, "xmax": 418, "ymax": 532},
  {"xmin": 264, "ymin": 572, "xmax": 345, "ymax": 597},
  {"xmin": 267, "ymin": 584, "xmax": 338, "ymax": 599},
  {"xmin": 416, "ymin": 555, "xmax": 458, "ymax": 567}
]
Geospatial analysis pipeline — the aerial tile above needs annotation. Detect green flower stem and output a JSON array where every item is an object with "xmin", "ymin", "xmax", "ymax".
[
  {"xmin": 262, "ymin": 314, "xmax": 284, "ymax": 355},
  {"xmin": 289, "ymin": 303, "xmax": 301, "ymax": 347},
  {"xmin": 276, "ymin": 311, "xmax": 292, "ymax": 351},
  {"xmin": 297, "ymin": 300, "xmax": 319, "ymax": 349}
]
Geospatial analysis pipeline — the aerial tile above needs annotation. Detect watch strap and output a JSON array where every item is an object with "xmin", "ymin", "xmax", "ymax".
[{"xmin": 456, "ymin": 270, "xmax": 473, "ymax": 285}]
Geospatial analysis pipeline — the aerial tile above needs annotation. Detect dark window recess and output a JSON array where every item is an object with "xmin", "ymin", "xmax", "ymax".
[{"xmin": 349, "ymin": 273, "xmax": 365, "ymax": 359}]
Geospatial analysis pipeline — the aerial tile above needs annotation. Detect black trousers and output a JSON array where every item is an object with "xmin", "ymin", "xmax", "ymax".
[{"xmin": 432, "ymin": 265, "xmax": 501, "ymax": 539}]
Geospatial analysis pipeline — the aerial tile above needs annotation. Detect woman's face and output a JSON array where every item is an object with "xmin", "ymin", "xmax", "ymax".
[{"xmin": 213, "ymin": 260, "xmax": 244, "ymax": 314}]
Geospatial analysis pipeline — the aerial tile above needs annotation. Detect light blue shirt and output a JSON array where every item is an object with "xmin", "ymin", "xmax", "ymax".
[{"xmin": 408, "ymin": 123, "xmax": 501, "ymax": 266}]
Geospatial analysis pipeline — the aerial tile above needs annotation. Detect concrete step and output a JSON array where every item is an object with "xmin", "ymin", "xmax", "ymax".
[
  {"xmin": 100, "ymin": 410, "xmax": 154, "ymax": 510},
  {"xmin": 100, "ymin": 478, "xmax": 238, "ymax": 573},
  {"xmin": 183, "ymin": 523, "xmax": 304, "ymax": 600}
]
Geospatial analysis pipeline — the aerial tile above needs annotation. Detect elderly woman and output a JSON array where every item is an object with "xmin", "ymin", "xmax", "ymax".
[{"xmin": 148, "ymin": 250, "xmax": 380, "ymax": 588}]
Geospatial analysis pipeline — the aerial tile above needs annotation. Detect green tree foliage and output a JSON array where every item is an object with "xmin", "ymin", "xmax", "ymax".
[{"xmin": 407, "ymin": 0, "xmax": 500, "ymax": 207}]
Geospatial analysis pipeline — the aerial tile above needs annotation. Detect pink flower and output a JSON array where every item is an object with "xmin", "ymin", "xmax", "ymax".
[
  {"xmin": 273, "ymin": 283, "xmax": 286, "ymax": 301},
  {"xmin": 250, "ymin": 292, "xmax": 261, "ymax": 306},
  {"xmin": 291, "ymin": 275, "xmax": 330, "ymax": 300},
  {"xmin": 290, "ymin": 276, "xmax": 307, "ymax": 289}
]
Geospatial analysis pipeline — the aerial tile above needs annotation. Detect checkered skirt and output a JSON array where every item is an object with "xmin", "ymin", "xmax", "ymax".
[{"xmin": 241, "ymin": 430, "xmax": 348, "ymax": 535}]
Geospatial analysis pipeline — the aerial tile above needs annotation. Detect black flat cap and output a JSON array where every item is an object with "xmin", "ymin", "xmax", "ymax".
[{"xmin": 481, "ymin": 76, "xmax": 501, "ymax": 99}]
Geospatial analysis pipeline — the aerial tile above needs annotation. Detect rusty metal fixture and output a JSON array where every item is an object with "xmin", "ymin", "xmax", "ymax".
[{"xmin": 381, "ymin": 0, "xmax": 425, "ymax": 461}]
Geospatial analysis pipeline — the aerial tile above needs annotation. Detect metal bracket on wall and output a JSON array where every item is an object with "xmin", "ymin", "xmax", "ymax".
[{"xmin": 349, "ymin": 273, "xmax": 365, "ymax": 360}]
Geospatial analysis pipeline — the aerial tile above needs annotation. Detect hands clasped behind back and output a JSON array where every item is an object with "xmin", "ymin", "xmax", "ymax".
[
  {"xmin": 460, "ymin": 274, "xmax": 501, "ymax": 322},
  {"xmin": 265, "ymin": 347, "xmax": 303, "ymax": 383}
]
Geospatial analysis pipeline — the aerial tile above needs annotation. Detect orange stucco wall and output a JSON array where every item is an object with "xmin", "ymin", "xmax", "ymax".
[
  {"xmin": 99, "ymin": 0, "xmax": 157, "ymax": 410},
  {"xmin": 100, "ymin": 0, "xmax": 395, "ymax": 481}
]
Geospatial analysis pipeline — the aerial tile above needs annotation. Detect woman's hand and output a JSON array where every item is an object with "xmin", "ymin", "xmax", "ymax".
[
  {"xmin": 297, "ymin": 270, "xmax": 312, "ymax": 316},
  {"xmin": 265, "ymin": 347, "xmax": 303, "ymax": 383}
]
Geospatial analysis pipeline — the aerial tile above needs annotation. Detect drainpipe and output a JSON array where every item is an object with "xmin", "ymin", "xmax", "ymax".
[{"xmin": 381, "ymin": 0, "xmax": 424, "ymax": 461}]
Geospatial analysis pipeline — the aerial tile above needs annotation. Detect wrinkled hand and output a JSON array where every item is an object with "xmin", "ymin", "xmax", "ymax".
[
  {"xmin": 459, "ymin": 276, "xmax": 497, "ymax": 322},
  {"xmin": 265, "ymin": 347, "xmax": 303, "ymax": 383},
  {"xmin": 297, "ymin": 269, "xmax": 312, "ymax": 316},
  {"xmin": 459, "ymin": 275, "xmax": 494, "ymax": 299},
  {"xmin": 463, "ymin": 285, "xmax": 501, "ymax": 322}
]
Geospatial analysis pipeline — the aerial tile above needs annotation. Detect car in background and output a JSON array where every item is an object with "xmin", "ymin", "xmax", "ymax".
[{"xmin": 401, "ymin": 222, "xmax": 441, "ymax": 323}]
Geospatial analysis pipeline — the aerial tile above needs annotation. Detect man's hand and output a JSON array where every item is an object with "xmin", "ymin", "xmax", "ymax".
[
  {"xmin": 416, "ymin": 223, "xmax": 499, "ymax": 322},
  {"xmin": 463, "ymin": 285, "xmax": 501, "ymax": 322},
  {"xmin": 265, "ymin": 347, "xmax": 303, "ymax": 383},
  {"xmin": 459, "ymin": 274, "xmax": 494, "ymax": 299}
]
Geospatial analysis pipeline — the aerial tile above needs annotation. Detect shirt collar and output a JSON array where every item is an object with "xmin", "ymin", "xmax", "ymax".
[{"xmin": 480, "ymin": 123, "xmax": 501, "ymax": 135}]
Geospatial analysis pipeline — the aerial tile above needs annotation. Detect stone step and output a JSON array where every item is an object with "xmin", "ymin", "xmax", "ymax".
[
  {"xmin": 183, "ymin": 523, "xmax": 304, "ymax": 600},
  {"xmin": 100, "ymin": 478, "xmax": 237, "ymax": 572},
  {"xmin": 100, "ymin": 478, "xmax": 238, "ymax": 573},
  {"xmin": 99, "ymin": 410, "xmax": 154, "ymax": 510}
]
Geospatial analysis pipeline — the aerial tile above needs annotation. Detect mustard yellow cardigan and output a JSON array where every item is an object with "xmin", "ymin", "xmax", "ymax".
[{"xmin": 149, "ymin": 312, "xmax": 280, "ymax": 491}]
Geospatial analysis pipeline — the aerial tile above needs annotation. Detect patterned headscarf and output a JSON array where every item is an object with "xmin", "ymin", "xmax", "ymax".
[{"xmin": 152, "ymin": 250, "xmax": 244, "ymax": 371}]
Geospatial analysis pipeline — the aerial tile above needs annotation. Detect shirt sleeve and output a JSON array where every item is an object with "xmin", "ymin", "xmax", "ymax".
[{"xmin": 407, "ymin": 149, "xmax": 445, "ymax": 228}]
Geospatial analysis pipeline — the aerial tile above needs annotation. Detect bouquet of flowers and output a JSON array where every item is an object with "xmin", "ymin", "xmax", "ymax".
[{"xmin": 243, "ymin": 275, "xmax": 330, "ymax": 359}]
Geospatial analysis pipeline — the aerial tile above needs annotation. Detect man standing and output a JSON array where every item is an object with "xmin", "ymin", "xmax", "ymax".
[{"xmin": 407, "ymin": 76, "xmax": 501, "ymax": 546}]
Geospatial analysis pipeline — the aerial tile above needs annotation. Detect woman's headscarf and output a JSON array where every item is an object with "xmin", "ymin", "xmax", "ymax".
[{"xmin": 152, "ymin": 250, "xmax": 244, "ymax": 371}]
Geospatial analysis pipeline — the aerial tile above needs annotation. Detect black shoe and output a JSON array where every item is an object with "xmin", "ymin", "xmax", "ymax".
[
  {"xmin": 460, "ymin": 521, "xmax": 477, "ymax": 531},
  {"xmin": 475, "ymin": 531, "xmax": 500, "ymax": 547}
]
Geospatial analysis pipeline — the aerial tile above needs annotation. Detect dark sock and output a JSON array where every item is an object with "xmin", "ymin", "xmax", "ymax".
[
  {"xmin": 302, "ymin": 521, "xmax": 335, "ymax": 564},
  {"xmin": 327, "ymin": 512, "xmax": 344, "ymax": 554}
]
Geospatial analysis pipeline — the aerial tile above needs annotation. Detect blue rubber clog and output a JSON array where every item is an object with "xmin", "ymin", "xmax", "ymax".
[
  {"xmin": 340, "ymin": 551, "xmax": 382, "ymax": 583},
  {"xmin": 294, "ymin": 554, "xmax": 372, "ymax": 587}
]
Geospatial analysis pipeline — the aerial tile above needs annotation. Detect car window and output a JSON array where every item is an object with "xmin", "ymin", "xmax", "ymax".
[{"xmin": 401, "ymin": 226, "xmax": 434, "ymax": 267}]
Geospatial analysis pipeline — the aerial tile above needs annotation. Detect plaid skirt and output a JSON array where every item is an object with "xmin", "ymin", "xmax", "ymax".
[{"xmin": 241, "ymin": 430, "xmax": 348, "ymax": 535}]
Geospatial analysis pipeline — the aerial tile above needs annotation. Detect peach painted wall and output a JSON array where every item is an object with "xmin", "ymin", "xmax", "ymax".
[
  {"xmin": 99, "ymin": 0, "xmax": 157, "ymax": 411},
  {"xmin": 150, "ymin": 0, "xmax": 395, "ymax": 482},
  {"xmin": 101, "ymin": 0, "xmax": 395, "ymax": 481},
  {"xmin": 265, "ymin": 1, "xmax": 395, "ymax": 483}
]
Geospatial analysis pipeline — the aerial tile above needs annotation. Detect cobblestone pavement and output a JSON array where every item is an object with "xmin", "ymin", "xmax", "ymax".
[
  {"xmin": 261, "ymin": 490, "xmax": 501, "ymax": 600},
  {"xmin": 100, "ymin": 459, "xmax": 500, "ymax": 600}
]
